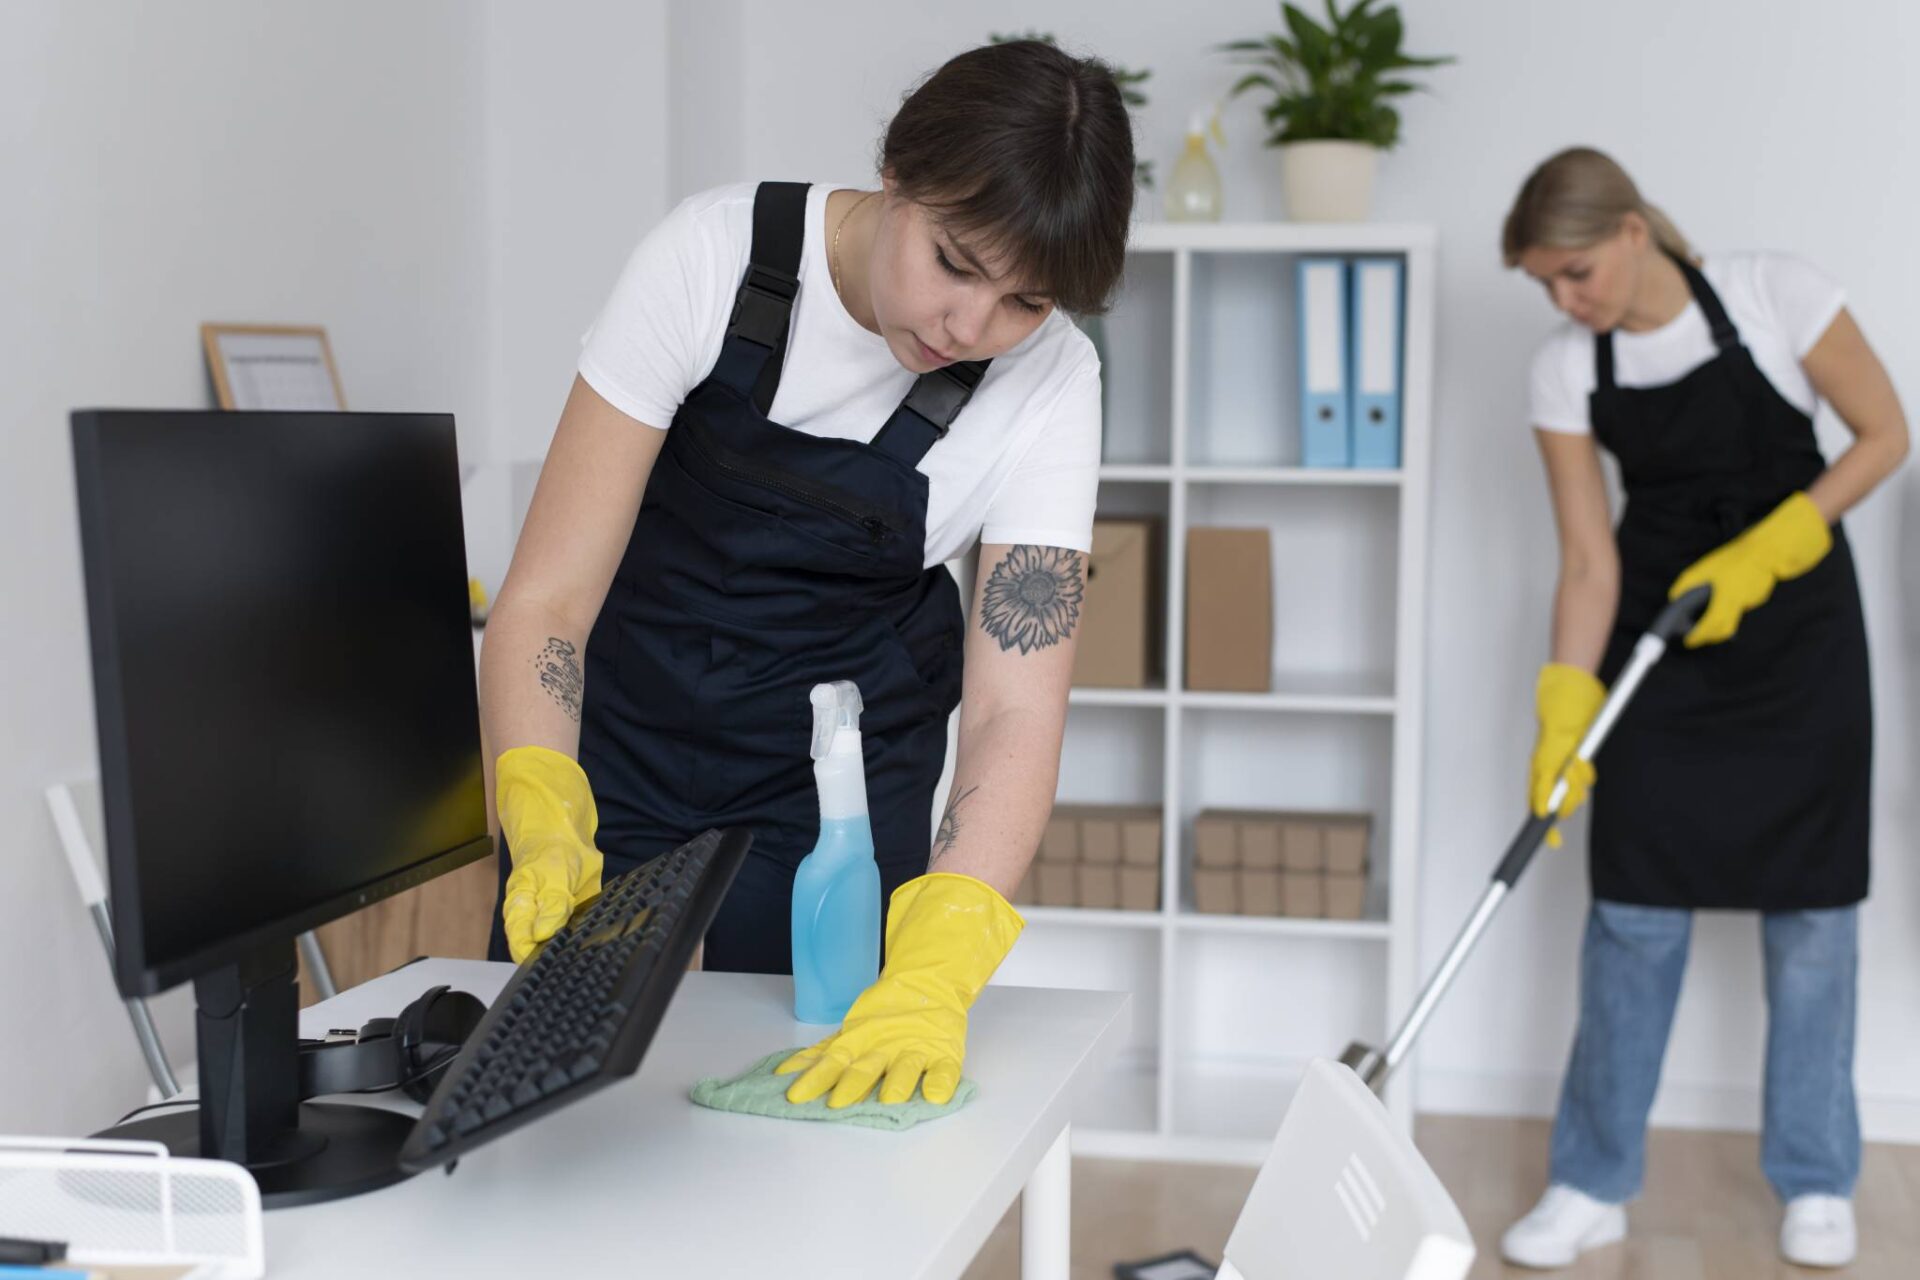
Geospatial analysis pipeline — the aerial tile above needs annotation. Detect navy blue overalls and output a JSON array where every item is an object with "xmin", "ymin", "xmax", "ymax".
[{"xmin": 488, "ymin": 182, "xmax": 991, "ymax": 972}]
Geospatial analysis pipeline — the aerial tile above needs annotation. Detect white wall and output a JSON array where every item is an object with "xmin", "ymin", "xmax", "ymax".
[
  {"xmin": 668, "ymin": 0, "xmax": 1920, "ymax": 1139},
  {"xmin": 465, "ymin": 0, "xmax": 670, "ymax": 592},
  {"xmin": 0, "ymin": 0, "xmax": 669, "ymax": 1137},
  {"xmin": 1, "ymin": 0, "xmax": 490, "ymax": 1138}
]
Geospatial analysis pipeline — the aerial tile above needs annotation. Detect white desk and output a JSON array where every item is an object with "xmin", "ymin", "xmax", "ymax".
[{"xmin": 269, "ymin": 959, "xmax": 1128, "ymax": 1279}]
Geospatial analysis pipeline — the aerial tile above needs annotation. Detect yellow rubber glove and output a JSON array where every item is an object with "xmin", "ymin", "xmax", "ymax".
[
  {"xmin": 1530, "ymin": 663, "xmax": 1606, "ymax": 850},
  {"xmin": 1668, "ymin": 492, "xmax": 1831, "ymax": 648},
  {"xmin": 496, "ymin": 745, "xmax": 604, "ymax": 964},
  {"xmin": 776, "ymin": 872, "xmax": 1024, "ymax": 1107}
]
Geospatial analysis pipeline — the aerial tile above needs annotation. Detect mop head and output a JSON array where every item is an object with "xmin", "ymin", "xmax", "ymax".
[{"xmin": 690, "ymin": 1047, "xmax": 977, "ymax": 1130}]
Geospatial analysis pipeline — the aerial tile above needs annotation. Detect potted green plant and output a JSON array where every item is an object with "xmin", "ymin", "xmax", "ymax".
[{"xmin": 1222, "ymin": 0, "xmax": 1451, "ymax": 221}]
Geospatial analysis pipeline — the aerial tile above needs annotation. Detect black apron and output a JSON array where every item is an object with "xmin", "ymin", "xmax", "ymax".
[
  {"xmin": 1587, "ymin": 254, "xmax": 1871, "ymax": 911},
  {"xmin": 488, "ymin": 183, "xmax": 990, "ymax": 971}
]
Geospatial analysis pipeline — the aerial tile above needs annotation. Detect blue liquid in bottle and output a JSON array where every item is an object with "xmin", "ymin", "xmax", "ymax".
[
  {"xmin": 792, "ymin": 681, "xmax": 881, "ymax": 1024},
  {"xmin": 791, "ymin": 816, "xmax": 880, "ymax": 1024}
]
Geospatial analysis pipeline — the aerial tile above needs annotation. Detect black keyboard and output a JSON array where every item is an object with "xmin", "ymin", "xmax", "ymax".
[{"xmin": 397, "ymin": 827, "xmax": 750, "ymax": 1172}]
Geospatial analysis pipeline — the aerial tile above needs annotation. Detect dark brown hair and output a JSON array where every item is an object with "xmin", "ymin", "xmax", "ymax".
[{"xmin": 881, "ymin": 40, "xmax": 1135, "ymax": 316}]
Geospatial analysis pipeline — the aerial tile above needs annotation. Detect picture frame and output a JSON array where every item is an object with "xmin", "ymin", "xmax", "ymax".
[{"xmin": 200, "ymin": 322, "xmax": 347, "ymax": 411}]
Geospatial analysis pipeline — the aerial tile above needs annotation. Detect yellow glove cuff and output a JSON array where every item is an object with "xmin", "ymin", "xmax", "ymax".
[
  {"xmin": 1535, "ymin": 663, "xmax": 1606, "ymax": 730},
  {"xmin": 1743, "ymin": 491, "xmax": 1832, "ymax": 581},
  {"xmin": 881, "ymin": 873, "xmax": 1025, "ymax": 998},
  {"xmin": 494, "ymin": 745, "xmax": 599, "ymax": 862}
]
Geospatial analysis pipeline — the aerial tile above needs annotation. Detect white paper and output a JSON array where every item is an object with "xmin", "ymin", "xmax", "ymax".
[{"xmin": 215, "ymin": 330, "xmax": 340, "ymax": 410}]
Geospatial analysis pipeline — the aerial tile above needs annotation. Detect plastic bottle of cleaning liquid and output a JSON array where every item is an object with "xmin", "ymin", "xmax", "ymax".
[
  {"xmin": 791, "ymin": 680, "xmax": 881, "ymax": 1024},
  {"xmin": 1165, "ymin": 108, "xmax": 1224, "ymax": 222}
]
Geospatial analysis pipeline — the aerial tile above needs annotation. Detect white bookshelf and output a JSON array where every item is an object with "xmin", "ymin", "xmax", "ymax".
[{"xmin": 993, "ymin": 221, "xmax": 1435, "ymax": 1165}]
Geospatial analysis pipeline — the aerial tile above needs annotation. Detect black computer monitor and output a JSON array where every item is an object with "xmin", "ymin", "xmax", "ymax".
[{"xmin": 70, "ymin": 408, "xmax": 492, "ymax": 1206}]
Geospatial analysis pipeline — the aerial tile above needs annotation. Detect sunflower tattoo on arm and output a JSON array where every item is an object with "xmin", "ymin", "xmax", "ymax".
[{"xmin": 979, "ymin": 545, "xmax": 1085, "ymax": 653}]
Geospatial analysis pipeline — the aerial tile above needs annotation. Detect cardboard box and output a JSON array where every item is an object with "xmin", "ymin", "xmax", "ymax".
[
  {"xmin": 1037, "ymin": 863, "xmax": 1079, "ymax": 907},
  {"xmin": 1239, "ymin": 869, "xmax": 1283, "ymax": 916},
  {"xmin": 1194, "ymin": 812, "xmax": 1239, "ymax": 868},
  {"xmin": 1323, "ymin": 818, "xmax": 1369, "ymax": 875},
  {"xmin": 1193, "ymin": 868, "xmax": 1239, "ymax": 914},
  {"xmin": 1071, "ymin": 518, "xmax": 1161, "ymax": 689},
  {"xmin": 1039, "ymin": 813, "xmax": 1080, "ymax": 863},
  {"xmin": 1078, "ymin": 864, "xmax": 1121, "ymax": 910},
  {"xmin": 1119, "ymin": 866, "xmax": 1160, "ymax": 911},
  {"xmin": 1281, "ymin": 872, "xmax": 1324, "ymax": 918},
  {"xmin": 1237, "ymin": 816, "xmax": 1283, "ymax": 870},
  {"xmin": 1119, "ymin": 811, "xmax": 1162, "ymax": 867},
  {"xmin": 1079, "ymin": 813, "xmax": 1122, "ymax": 865},
  {"xmin": 1185, "ymin": 527, "xmax": 1273, "ymax": 692},
  {"xmin": 1281, "ymin": 820, "xmax": 1324, "ymax": 872},
  {"xmin": 1324, "ymin": 872, "xmax": 1367, "ymax": 920}
]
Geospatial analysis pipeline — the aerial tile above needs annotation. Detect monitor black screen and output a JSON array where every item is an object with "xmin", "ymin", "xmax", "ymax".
[{"xmin": 72, "ymin": 409, "xmax": 490, "ymax": 998}]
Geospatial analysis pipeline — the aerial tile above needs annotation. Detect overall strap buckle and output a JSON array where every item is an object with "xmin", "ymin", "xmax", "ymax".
[
  {"xmin": 726, "ymin": 263, "xmax": 800, "ymax": 350},
  {"xmin": 868, "ymin": 359, "xmax": 992, "ymax": 470},
  {"xmin": 710, "ymin": 182, "xmax": 809, "ymax": 415},
  {"xmin": 900, "ymin": 360, "xmax": 989, "ymax": 440}
]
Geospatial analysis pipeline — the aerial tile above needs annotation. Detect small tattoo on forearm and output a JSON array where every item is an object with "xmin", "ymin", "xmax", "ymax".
[
  {"xmin": 933, "ymin": 785, "xmax": 979, "ymax": 863},
  {"xmin": 979, "ymin": 545, "xmax": 1084, "ymax": 654},
  {"xmin": 535, "ymin": 638, "xmax": 583, "ymax": 722}
]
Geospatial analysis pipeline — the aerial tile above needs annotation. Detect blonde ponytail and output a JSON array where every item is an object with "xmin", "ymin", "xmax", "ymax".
[{"xmin": 1501, "ymin": 147, "xmax": 1694, "ymax": 266}]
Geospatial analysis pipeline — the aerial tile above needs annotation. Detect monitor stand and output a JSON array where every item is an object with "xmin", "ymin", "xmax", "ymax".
[{"xmin": 94, "ymin": 938, "xmax": 418, "ymax": 1209}]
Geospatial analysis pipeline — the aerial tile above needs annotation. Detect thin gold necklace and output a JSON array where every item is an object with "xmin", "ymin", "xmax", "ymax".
[{"xmin": 831, "ymin": 191, "xmax": 877, "ymax": 303}]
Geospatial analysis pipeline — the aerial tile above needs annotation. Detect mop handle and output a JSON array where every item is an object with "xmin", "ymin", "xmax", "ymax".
[
  {"xmin": 1492, "ymin": 584, "xmax": 1711, "ymax": 886},
  {"xmin": 1370, "ymin": 586, "xmax": 1712, "ymax": 1083}
]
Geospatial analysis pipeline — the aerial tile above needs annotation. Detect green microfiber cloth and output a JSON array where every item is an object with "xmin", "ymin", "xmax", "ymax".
[{"xmin": 690, "ymin": 1048, "xmax": 977, "ymax": 1130}]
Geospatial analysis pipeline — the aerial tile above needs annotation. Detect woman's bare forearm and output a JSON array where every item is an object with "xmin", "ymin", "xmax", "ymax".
[
  {"xmin": 1808, "ymin": 431, "xmax": 1909, "ymax": 523},
  {"xmin": 1801, "ymin": 308, "xmax": 1911, "ymax": 523},
  {"xmin": 477, "ymin": 595, "xmax": 592, "ymax": 830},
  {"xmin": 925, "ymin": 707, "xmax": 1064, "ymax": 900},
  {"xmin": 1550, "ymin": 561, "xmax": 1620, "ymax": 674}
]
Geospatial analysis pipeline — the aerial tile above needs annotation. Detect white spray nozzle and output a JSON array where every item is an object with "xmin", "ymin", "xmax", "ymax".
[
  {"xmin": 809, "ymin": 680, "xmax": 864, "ymax": 760},
  {"xmin": 1187, "ymin": 105, "xmax": 1225, "ymax": 145}
]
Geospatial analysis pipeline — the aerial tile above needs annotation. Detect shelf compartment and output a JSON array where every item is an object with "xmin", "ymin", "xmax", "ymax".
[
  {"xmin": 1093, "ymin": 250, "xmax": 1175, "ymax": 466},
  {"xmin": 1183, "ymin": 484, "xmax": 1399, "ymax": 698},
  {"xmin": 1166, "ymin": 930, "xmax": 1387, "ymax": 1144},
  {"xmin": 1177, "ymin": 708, "xmax": 1393, "ymax": 924},
  {"xmin": 1056, "ymin": 703, "xmax": 1165, "ymax": 810},
  {"xmin": 1185, "ymin": 250, "xmax": 1411, "ymax": 471}
]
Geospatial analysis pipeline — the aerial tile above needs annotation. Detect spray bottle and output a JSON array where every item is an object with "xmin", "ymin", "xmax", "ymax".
[
  {"xmin": 791, "ymin": 680, "xmax": 881, "ymax": 1024},
  {"xmin": 1165, "ymin": 106, "xmax": 1225, "ymax": 222}
]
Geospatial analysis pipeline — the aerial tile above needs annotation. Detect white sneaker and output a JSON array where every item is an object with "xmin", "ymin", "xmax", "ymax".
[
  {"xmin": 1780, "ymin": 1195, "xmax": 1856, "ymax": 1268},
  {"xmin": 1500, "ymin": 1185, "xmax": 1628, "ymax": 1269}
]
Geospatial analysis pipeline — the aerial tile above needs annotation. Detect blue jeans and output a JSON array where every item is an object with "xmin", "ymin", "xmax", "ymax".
[{"xmin": 1549, "ymin": 899, "xmax": 1860, "ymax": 1204}]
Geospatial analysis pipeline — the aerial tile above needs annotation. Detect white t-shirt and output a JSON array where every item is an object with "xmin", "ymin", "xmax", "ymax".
[
  {"xmin": 578, "ymin": 182, "xmax": 1103, "ymax": 568},
  {"xmin": 1528, "ymin": 251, "xmax": 1846, "ymax": 435}
]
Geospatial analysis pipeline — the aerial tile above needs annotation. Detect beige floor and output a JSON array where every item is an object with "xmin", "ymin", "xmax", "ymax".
[{"xmin": 960, "ymin": 1117, "xmax": 1920, "ymax": 1279}]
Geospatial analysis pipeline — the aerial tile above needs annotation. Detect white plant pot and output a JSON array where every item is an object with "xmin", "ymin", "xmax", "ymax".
[{"xmin": 1278, "ymin": 140, "xmax": 1378, "ymax": 222}]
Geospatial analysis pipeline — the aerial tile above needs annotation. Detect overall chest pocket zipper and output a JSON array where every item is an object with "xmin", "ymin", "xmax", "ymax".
[{"xmin": 679, "ymin": 423, "xmax": 899, "ymax": 546}]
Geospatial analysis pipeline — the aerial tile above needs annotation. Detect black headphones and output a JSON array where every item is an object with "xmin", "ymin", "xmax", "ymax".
[{"xmin": 297, "ymin": 985, "xmax": 485, "ymax": 1104}]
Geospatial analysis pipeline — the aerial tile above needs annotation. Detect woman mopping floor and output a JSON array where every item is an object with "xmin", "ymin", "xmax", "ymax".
[{"xmin": 1499, "ymin": 146, "xmax": 1909, "ymax": 1270}]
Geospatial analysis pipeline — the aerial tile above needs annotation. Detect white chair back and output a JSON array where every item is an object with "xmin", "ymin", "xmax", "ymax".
[{"xmin": 1215, "ymin": 1059, "xmax": 1473, "ymax": 1280}]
